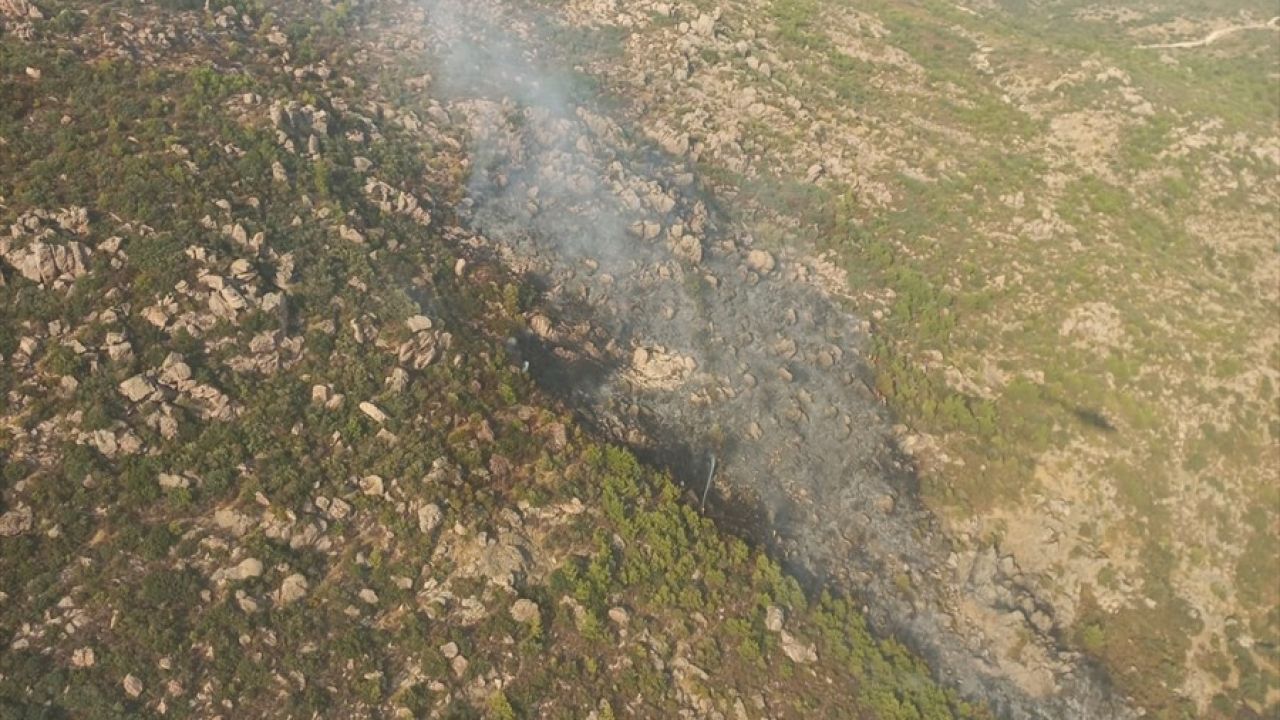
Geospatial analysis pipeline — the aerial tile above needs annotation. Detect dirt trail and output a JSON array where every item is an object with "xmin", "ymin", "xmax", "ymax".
[{"xmin": 1139, "ymin": 16, "xmax": 1279, "ymax": 49}]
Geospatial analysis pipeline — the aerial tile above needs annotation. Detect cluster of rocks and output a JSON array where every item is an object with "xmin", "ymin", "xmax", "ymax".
[
  {"xmin": 388, "ymin": 313, "xmax": 453, "ymax": 371},
  {"xmin": 1, "ymin": 207, "xmax": 92, "ymax": 289},
  {"xmin": 0, "ymin": 0, "xmax": 41, "ymax": 19},
  {"xmin": 364, "ymin": 178, "xmax": 433, "ymax": 227},
  {"xmin": 76, "ymin": 423, "xmax": 145, "ymax": 459},
  {"xmin": 0, "ymin": 504, "xmax": 34, "ymax": 537},
  {"xmin": 192, "ymin": 459, "xmax": 619, "ymax": 716},
  {"xmin": 117, "ymin": 351, "xmax": 237, "ymax": 425},
  {"xmin": 268, "ymin": 99, "xmax": 331, "ymax": 157},
  {"xmin": 138, "ymin": 239, "xmax": 287, "ymax": 336},
  {"xmin": 225, "ymin": 330, "xmax": 305, "ymax": 376},
  {"xmin": 0, "ymin": 0, "xmax": 42, "ymax": 39},
  {"xmin": 8, "ymin": 586, "xmax": 91, "ymax": 653}
]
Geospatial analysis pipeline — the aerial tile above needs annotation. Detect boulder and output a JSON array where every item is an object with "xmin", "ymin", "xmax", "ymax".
[
  {"xmin": 118, "ymin": 375, "xmax": 155, "ymax": 403},
  {"xmin": 122, "ymin": 674, "xmax": 143, "ymax": 698},
  {"xmin": 359, "ymin": 475, "xmax": 384, "ymax": 497},
  {"xmin": 213, "ymin": 507, "xmax": 253, "ymax": 536},
  {"xmin": 4, "ymin": 240, "xmax": 90, "ymax": 285},
  {"xmin": 765, "ymin": 605, "xmax": 784, "ymax": 633},
  {"xmin": 405, "ymin": 315, "xmax": 433, "ymax": 333},
  {"xmin": 222, "ymin": 557, "xmax": 264, "ymax": 582},
  {"xmin": 510, "ymin": 599, "xmax": 539, "ymax": 624},
  {"xmin": 417, "ymin": 503, "xmax": 442, "ymax": 534},
  {"xmin": 746, "ymin": 249, "xmax": 775, "ymax": 274},
  {"xmin": 158, "ymin": 473, "xmax": 190, "ymax": 490},
  {"xmin": 0, "ymin": 0, "xmax": 44, "ymax": 20},
  {"xmin": 780, "ymin": 631, "xmax": 817, "ymax": 663},
  {"xmin": 359, "ymin": 401, "xmax": 388, "ymax": 423},
  {"xmin": 277, "ymin": 574, "xmax": 309, "ymax": 605},
  {"xmin": 72, "ymin": 647, "xmax": 95, "ymax": 668},
  {"xmin": 0, "ymin": 505, "xmax": 33, "ymax": 537}
]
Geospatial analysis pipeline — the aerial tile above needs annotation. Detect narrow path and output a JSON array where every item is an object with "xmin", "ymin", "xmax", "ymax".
[{"xmin": 1139, "ymin": 16, "xmax": 1279, "ymax": 49}]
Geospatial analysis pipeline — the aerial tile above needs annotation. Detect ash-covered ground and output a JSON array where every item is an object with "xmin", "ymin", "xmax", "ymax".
[{"xmin": 422, "ymin": 1, "xmax": 1134, "ymax": 717}]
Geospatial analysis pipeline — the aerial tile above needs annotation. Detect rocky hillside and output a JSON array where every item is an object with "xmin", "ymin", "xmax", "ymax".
[
  {"xmin": 0, "ymin": 1, "xmax": 986, "ymax": 718},
  {"xmin": 2, "ymin": 0, "xmax": 1276, "ymax": 719},
  {"xmin": 505, "ymin": 0, "xmax": 1277, "ymax": 717}
]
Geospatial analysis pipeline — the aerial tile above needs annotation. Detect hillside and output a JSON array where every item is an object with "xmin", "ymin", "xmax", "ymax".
[
  {"xmin": 0, "ymin": 1, "xmax": 981, "ymax": 718},
  {"xmin": 1, "ymin": 0, "xmax": 1276, "ymax": 719},
  {"xmin": 513, "ymin": 0, "xmax": 1278, "ymax": 716}
]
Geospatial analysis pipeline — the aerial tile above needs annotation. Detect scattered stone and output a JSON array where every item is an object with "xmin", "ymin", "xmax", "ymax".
[
  {"xmin": 359, "ymin": 401, "xmax": 388, "ymax": 423},
  {"xmin": 123, "ymin": 674, "xmax": 143, "ymax": 698},
  {"xmin": 451, "ymin": 655, "xmax": 468, "ymax": 677},
  {"xmin": 1030, "ymin": 610, "xmax": 1053, "ymax": 633},
  {"xmin": 386, "ymin": 367, "xmax": 409, "ymax": 393},
  {"xmin": 118, "ymin": 375, "xmax": 156, "ymax": 403},
  {"xmin": 746, "ymin": 249, "xmax": 775, "ymax": 274},
  {"xmin": 213, "ymin": 507, "xmax": 253, "ymax": 536},
  {"xmin": 277, "ymin": 574, "xmax": 309, "ymax": 605},
  {"xmin": 999, "ymin": 555, "xmax": 1018, "ymax": 577},
  {"xmin": 874, "ymin": 494, "xmax": 895, "ymax": 514},
  {"xmin": 608, "ymin": 607, "xmax": 630, "ymax": 626},
  {"xmin": 223, "ymin": 557, "xmax": 264, "ymax": 582},
  {"xmin": 338, "ymin": 224, "xmax": 365, "ymax": 244},
  {"xmin": 510, "ymin": 598, "xmax": 540, "ymax": 624},
  {"xmin": 359, "ymin": 475, "xmax": 385, "ymax": 497},
  {"xmin": 780, "ymin": 631, "xmax": 817, "ymax": 664},
  {"xmin": 327, "ymin": 497, "xmax": 352, "ymax": 521},
  {"xmin": 765, "ymin": 605, "xmax": 784, "ymax": 633},
  {"xmin": 406, "ymin": 314, "xmax": 433, "ymax": 333},
  {"xmin": 0, "ymin": 505, "xmax": 33, "ymax": 537},
  {"xmin": 969, "ymin": 547, "xmax": 998, "ymax": 588},
  {"xmin": 158, "ymin": 356, "xmax": 191, "ymax": 384},
  {"xmin": 417, "ymin": 503, "xmax": 442, "ymax": 534},
  {"xmin": 71, "ymin": 647, "xmax": 95, "ymax": 668},
  {"xmin": 529, "ymin": 314, "xmax": 554, "ymax": 339},
  {"xmin": 158, "ymin": 473, "xmax": 190, "ymax": 490}
]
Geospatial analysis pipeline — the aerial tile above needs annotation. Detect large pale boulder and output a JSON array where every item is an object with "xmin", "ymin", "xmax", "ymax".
[
  {"xmin": 277, "ymin": 574, "xmax": 309, "ymax": 604},
  {"xmin": 118, "ymin": 375, "xmax": 155, "ymax": 403},
  {"xmin": 4, "ymin": 241, "xmax": 90, "ymax": 285}
]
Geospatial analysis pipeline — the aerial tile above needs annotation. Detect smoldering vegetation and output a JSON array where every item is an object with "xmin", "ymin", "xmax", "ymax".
[{"xmin": 419, "ymin": 1, "xmax": 1132, "ymax": 717}]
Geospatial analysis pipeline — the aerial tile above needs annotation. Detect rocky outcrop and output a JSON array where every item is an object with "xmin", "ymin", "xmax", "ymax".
[
  {"xmin": 0, "ymin": 0, "xmax": 42, "ymax": 21},
  {"xmin": 1, "ymin": 208, "xmax": 94, "ymax": 288},
  {"xmin": 0, "ymin": 505, "xmax": 33, "ymax": 537},
  {"xmin": 1, "ymin": 240, "xmax": 90, "ymax": 285}
]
